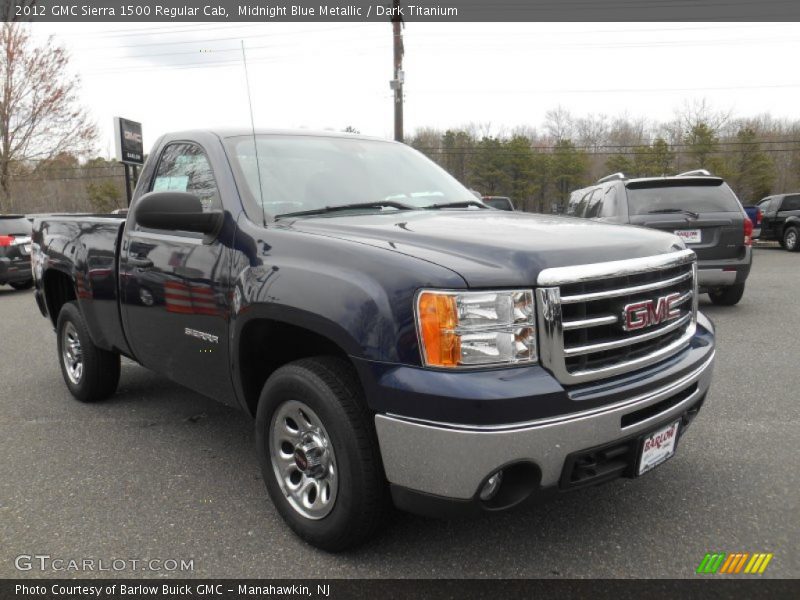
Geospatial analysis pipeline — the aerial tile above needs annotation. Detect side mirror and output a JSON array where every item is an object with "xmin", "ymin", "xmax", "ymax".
[{"xmin": 133, "ymin": 191, "xmax": 223, "ymax": 240}]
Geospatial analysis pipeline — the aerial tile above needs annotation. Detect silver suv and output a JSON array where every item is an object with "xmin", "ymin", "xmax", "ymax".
[{"xmin": 567, "ymin": 170, "xmax": 752, "ymax": 306}]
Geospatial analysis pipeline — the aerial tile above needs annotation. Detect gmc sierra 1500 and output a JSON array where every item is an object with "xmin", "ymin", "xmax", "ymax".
[{"xmin": 32, "ymin": 130, "xmax": 716, "ymax": 551}]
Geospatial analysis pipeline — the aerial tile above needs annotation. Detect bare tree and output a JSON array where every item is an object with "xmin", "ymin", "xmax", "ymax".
[
  {"xmin": 666, "ymin": 98, "xmax": 733, "ymax": 144},
  {"xmin": 0, "ymin": 22, "xmax": 97, "ymax": 211},
  {"xmin": 574, "ymin": 113, "xmax": 609, "ymax": 150},
  {"xmin": 544, "ymin": 106, "xmax": 574, "ymax": 142}
]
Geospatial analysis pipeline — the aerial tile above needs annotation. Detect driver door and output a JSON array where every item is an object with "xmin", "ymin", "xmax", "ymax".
[{"xmin": 120, "ymin": 141, "xmax": 234, "ymax": 403}]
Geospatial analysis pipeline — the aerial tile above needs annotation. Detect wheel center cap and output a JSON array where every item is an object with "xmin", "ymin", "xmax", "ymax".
[
  {"xmin": 293, "ymin": 448, "xmax": 309, "ymax": 471},
  {"xmin": 293, "ymin": 432, "xmax": 327, "ymax": 479}
]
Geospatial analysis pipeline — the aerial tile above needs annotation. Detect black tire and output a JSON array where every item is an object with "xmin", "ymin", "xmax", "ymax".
[
  {"xmin": 708, "ymin": 283, "xmax": 745, "ymax": 306},
  {"xmin": 255, "ymin": 356, "xmax": 388, "ymax": 552},
  {"xmin": 56, "ymin": 301, "xmax": 120, "ymax": 402},
  {"xmin": 783, "ymin": 226, "xmax": 800, "ymax": 252},
  {"xmin": 9, "ymin": 279, "xmax": 33, "ymax": 290}
]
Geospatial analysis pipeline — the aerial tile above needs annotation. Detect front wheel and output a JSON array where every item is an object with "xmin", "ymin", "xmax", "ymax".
[
  {"xmin": 56, "ymin": 301, "xmax": 120, "ymax": 402},
  {"xmin": 255, "ymin": 357, "xmax": 388, "ymax": 552},
  {"xmin": 708, "ymin": 283, "xmax": 745, "ymax": 306},
  {"xmin": 783, "ymin": 226, "xmax": 800, "ymax": 252}
]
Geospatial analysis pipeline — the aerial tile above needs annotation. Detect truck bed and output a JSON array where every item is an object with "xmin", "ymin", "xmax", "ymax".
[{"xmin": 32, "ymin": 215, "xmax": 130, "ymax": 356}]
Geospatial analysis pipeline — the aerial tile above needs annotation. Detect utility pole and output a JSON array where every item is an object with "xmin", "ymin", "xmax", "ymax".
[{"xmin": 390, "ymin": 0, "xmax": 404, "ymax": 142}]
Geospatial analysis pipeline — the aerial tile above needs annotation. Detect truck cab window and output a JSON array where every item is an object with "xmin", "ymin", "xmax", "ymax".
[{"xmin": 151, "ymin": 143, "xmax": 221, "ymax": 212}]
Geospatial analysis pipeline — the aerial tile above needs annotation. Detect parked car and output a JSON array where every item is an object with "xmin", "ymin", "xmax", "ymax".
[
  {"xmin": 482, "ymin": 196, "xmax": 515, "ymax": 211},
  {"xmin": 756, "ymin": 193, "xmax": 800, "ymax": 251},
  {"xmin": 567, "ymin": 170, "xmax": 752, "ymax": 306},
  {"xmin": 32, "ymin": 129, "xmax": 715, "ymax": 551},
  {"xmin": 742, "ymin": 205, "xmax": 762, "ymax": 239},
  {"xmin": 0, "ymin": 215, "xmax": 33, "ymax": 290}
]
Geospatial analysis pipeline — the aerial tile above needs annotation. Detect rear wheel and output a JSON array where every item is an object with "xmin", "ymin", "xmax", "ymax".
[
  {"xmin": 56, "ymin": 301, "xmax": 120, "ymax": 402},
  {"xmin": 9, "ymin": 280, "xmax": 33, "ymax": 290},
  {"xmin": 783, "ymin": 226, "xmax": 800, "ymax": 252},
  {"xmin": 708, "ymin": 283, "xmax": 745, "ymax": 306},
  {"xmin": 255, "ymin": 356, "xmax": 388, "ymax": 552}
]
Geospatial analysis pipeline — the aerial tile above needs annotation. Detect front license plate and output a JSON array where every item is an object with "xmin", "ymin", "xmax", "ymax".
[
  {"xmin": 638, "ymin": 420, "xmax": 680, "ymax": 475},
  {"xmin": 674, "ymin": 229, "xmax": 701, "ymax": 244}
]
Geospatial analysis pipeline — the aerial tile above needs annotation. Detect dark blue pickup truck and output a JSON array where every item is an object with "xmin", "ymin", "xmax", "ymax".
[{"xmin": 32, "ymin": 130, "xmax": 716, "ymax": 551}]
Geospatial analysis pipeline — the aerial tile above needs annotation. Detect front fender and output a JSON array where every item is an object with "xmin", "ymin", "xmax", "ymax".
[{"xmin": 230, "ymin": 214, "xmax": 467, "ymax": 365}]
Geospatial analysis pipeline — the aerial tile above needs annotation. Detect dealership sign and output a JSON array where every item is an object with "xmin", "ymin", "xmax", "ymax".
[{"xmin": 113, "ymin": 117, "xmax": 143, "ymax": 165}]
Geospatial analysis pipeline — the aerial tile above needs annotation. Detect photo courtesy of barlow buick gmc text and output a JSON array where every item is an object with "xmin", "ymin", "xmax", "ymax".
[{"xmin": 0, "ymin": 1, "xmax": 798, "ymax": 598}]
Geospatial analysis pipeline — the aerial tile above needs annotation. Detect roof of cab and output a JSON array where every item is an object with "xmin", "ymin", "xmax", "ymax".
[{"xmin": 166, "ymin": 128, "xmax": 395, "ymax": 144}]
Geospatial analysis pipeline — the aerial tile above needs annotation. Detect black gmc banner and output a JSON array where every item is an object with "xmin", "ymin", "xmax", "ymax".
[
  {"xmin": 4, "ymin": 579, "xmax": 800, "ymax": 599},
  {"xmin": 2, "ymin": 0, "xmax": 800, "ymax": 22}
]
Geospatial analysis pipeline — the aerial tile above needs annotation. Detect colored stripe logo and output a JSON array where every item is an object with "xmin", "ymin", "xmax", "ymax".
[{"xmin": 696, "ymin": 552, "xmax": 773, "ymax": 574}]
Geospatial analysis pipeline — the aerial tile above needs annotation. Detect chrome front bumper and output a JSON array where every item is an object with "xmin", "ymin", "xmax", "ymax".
[{"xmin": 375, "ymin": 350, "xmax": 715, "ymax": 500}]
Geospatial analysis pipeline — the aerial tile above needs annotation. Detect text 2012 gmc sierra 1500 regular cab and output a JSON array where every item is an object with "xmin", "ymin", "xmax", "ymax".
[{"xmin": 32, "ymin": 130, "xmax": 716, "ymax": 551}]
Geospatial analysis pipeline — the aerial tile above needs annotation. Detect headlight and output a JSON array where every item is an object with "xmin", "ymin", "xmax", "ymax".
[{"xmin": 415, "ymin": 289, "xmax": 537, "ymax": 368}]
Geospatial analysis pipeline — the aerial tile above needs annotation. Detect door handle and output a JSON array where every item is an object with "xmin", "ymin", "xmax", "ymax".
[{"xmin": 129, "ymin": 256, "xmax": 153, "ymax": 269}]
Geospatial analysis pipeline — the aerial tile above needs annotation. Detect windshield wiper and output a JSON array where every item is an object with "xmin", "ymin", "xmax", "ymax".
[
  {"xmin": 647, "ymin": 208, "xmax": 700, "ymax": 219},
  {"xmin": 424, "ymin": 200, "xmax": 489, "ymax": 210},
  {"xmin": 276, "ymin": 201, "xmax": 415, "ymax": 219}
]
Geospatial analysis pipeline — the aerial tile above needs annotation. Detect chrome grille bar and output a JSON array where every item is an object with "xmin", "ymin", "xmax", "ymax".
[
  {"xmin": 560, "ymin": 270, "xmax": 693, "ymax": 304},
  {"xmin": 562, "ymin": 315, "xmax": 618, "ymax": 331},
  {"xmin": 563, "ymin": 313, "xmax": 691, "ymax": 357},
  {"xmin": 537, "ymin": 248, "xmax": 695, "ymax": 286}
]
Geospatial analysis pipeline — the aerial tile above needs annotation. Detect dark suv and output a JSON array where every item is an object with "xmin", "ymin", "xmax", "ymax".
[
  {"xmin": 567, "ymin": 170, "xmax": 752, "ymax": 306},
  {"xmin": 756, "ymin": 193, "xmax": 800, "ymax": 251},
  {"xmin": 0, "ymin": 215, "xmax": 33, "ymax": 290}
]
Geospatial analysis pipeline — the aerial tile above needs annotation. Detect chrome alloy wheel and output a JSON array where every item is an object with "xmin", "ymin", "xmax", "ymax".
[
  {"xmin": 62, "ymin": 322, "xmax": 83, "ymax": 384},
  {"xmin": 269, "ymin": 400, "xmax": 338, "ymax": 520}
]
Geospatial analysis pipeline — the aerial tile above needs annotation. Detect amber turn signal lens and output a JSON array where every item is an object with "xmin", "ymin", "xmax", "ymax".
[{"xmin": 417, "ymin": 292, "xmax": 460, "ymax": 367}]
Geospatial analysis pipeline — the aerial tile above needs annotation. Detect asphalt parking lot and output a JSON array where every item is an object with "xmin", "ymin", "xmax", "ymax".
[{"xmin": 0, "ymin": 246, "xmax": 797, "ymax": 579}]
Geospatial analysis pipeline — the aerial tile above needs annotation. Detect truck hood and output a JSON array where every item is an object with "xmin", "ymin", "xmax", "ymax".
[{"xmin": 285, "ymin": 210, "xmax": 686, "ymax": 287}]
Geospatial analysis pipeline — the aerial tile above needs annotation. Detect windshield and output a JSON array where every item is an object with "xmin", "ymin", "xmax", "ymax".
[
  {"xmin": 626, "ymin": 180, "xmax": 741, "ymax": 215},
  {"xmin": 224, "ymin": 135, "xmax": 476, "ymax": 217}
]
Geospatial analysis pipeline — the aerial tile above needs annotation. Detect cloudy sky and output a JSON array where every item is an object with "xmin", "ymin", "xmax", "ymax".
[{"xmin": 28, "ymin": 22, "xmax": 800, "ymax": 155}]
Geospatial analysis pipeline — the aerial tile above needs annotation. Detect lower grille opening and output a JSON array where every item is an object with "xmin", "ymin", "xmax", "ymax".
[
  {"xmin": 620, "ymin": 383, "xmax": 698, "ymax": 428},
  {"xmin": 561, "ymin": 440, "xmax": 637, "ymax": 488}
]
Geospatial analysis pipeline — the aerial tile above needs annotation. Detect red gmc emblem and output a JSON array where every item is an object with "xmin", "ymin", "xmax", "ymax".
[{"xmin": 622, "ymin": 292, "xmax": 682, "ymax": 332}]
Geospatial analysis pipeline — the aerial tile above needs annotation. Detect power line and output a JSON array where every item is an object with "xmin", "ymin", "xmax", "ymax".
[
  {"xmin": 60, "ymin": 22, "xmax": 274, "ymax": 39},
  {"xmin": 413, "ymin": 82, "xmax": 800, "ymax": 95},
  {"xmin": 89, "ymin": 32, "xmax": 386, "ymax": 62},
  {"xmin": 71, "ymin": 24, "xmax": 375, "ymax": 51},
  {"xmin": 82, "ymin": 44, "xmax": 391, "ymax": 76}
]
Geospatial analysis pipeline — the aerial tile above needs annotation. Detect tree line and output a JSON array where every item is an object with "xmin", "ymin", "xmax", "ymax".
[{"xmin": 408, "ymin": 103, "xmax": 800, "ymax": 212}]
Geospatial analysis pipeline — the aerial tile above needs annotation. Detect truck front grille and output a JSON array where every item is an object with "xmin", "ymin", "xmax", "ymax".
[{"xmin": 536, "ymin": 249, "xmax": 698, "ymax": 385}]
